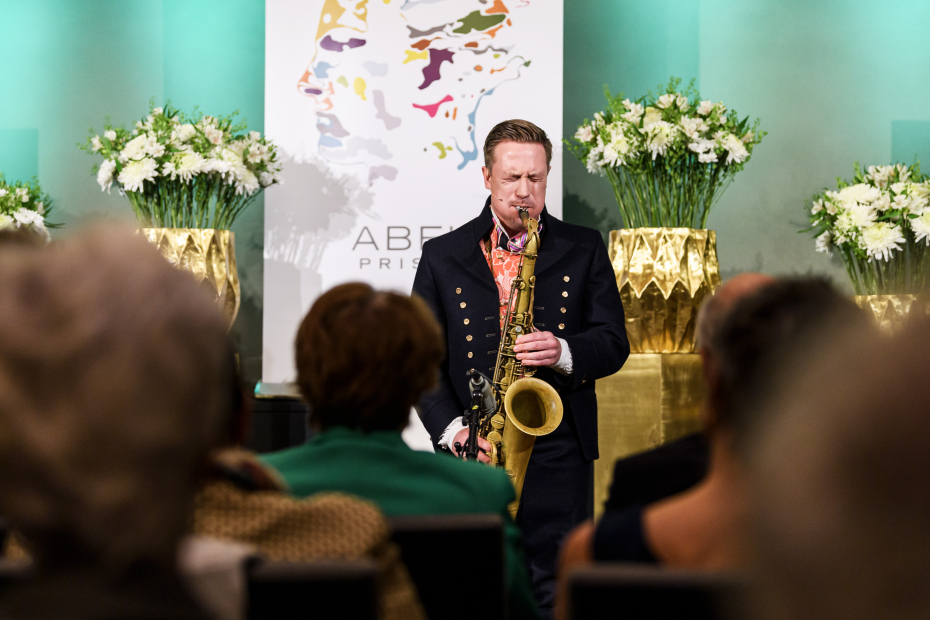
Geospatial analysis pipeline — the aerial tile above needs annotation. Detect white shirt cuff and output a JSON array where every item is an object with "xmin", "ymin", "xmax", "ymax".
[
  {"xmin": 439, "ymin": 416, "xmax": 465, "ymax": 452},
  {"xmin": 551, "ymin": 337, "xmax": 574, "ymax": 375}
]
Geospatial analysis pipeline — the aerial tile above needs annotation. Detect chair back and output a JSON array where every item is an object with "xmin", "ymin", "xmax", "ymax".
[
  {"xmin": 247, "ymin": 558, "xmax": 378, "ymax": 620},
  {"xmin": 389, "ymin": 514, "xmax": 505, "ymax": 620},
  {"xmin": 567, "ymin": 563, "xmax": 745, "ymax": 620},
  {"xmin": 0, "ymin": 559, "xmax": 33, "ymax": 591}
]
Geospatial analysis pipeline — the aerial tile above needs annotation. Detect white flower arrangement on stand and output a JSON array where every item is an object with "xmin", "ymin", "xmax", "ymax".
[
  {"xmin": 566, "ymin": 78, "xmax": 764, "ymax": 228},
  {"xmin": 807, "ymin": 163, "xmax": 930, "ymax": 294},
  {"xmin": 0, "ymin": 174, "xmax": 55, "ymax": 241},
  {"xmin": 82, "ymin": 102, "xmax": 282, "ymax": 229}
]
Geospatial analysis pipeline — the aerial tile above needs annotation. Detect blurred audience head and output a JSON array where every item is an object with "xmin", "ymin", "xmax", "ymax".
[
  {"xmin": 706, "ymin": 277, "xmax": 871, "ymax": 440},
  {"xmin": 0, "ymin": 226, "xmax": 47, "ymax": 248},
  {"xmin": 749, "ymin": 318, "xmax": 930, "ymax": 620},
  {"xmin": 696, "ymin": 273, "xmax": 775, "ymax": 357},
  {"xmin": 0, "ymin": 225, "xmax": 230, "ymax": 572},
  {"xmin": 296, "ymin": 282, "xmax": 444, "ymax": 432}
]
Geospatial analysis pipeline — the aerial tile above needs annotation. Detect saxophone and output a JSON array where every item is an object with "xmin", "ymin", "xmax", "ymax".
[{"xmin": 481, "ymin": 209, "xmax": 563, "ymax": 518}]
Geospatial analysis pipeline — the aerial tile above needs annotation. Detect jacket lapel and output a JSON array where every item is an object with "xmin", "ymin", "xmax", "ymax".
[
  {"xmin": 534, "ymin": 208, "xmax": 575, "ymax": 277},
  {"xmin": 455, "ymin": 201, "xmax": 497, "ymax": 291}
]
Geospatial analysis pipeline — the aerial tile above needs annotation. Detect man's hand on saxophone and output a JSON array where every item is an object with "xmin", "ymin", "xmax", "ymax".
[
  {"xmin": 451, "ymin": 429, "xmax": 492, "ymax": 463},
  {"xmin": 513, "ymin": 331, "xmax": 562, "ymax": 367}
]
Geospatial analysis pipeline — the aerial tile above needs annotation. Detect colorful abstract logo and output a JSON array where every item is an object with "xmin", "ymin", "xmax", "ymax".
[{"xmin": 296, "ymin": 0, "xmax": 533, "ymax": 182}]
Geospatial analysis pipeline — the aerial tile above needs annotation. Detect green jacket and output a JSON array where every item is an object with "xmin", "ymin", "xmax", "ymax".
[{"xmin": 261, "ymin": 427, "xmax": 539, "ymax": 620}]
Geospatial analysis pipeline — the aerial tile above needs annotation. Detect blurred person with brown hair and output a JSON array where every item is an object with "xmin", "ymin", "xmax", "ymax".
[
  {"xmin": 749, "ymin": 317, "xmax": 930, "ymax": 620},
  {"xmin": 0, "ymin": 226, "xmax": 229, "ymax": 619},
  {"xmin": 556, "ymin": 277, "xmax": 873, "ymax": 617},
  {"xmin": 558, "ymin": 274, "xmax": 775, "ymax": 574},
  {"xmin": 262, "ymin": 282, "xmax": 539, "ymax": 619},
  {"xmin": 191, "ymin": 354, "xmax": 425, "ymax": 620}
]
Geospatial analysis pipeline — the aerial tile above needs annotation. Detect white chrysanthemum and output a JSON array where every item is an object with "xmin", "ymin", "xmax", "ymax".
[
  {"xmin": 117, "ymin": 157, "xmax": 158, "ymax": 192},
  {"xmin": 679, "ymin": 116, "xmax": 707, "ymax": 140},
  {"xmin": 13, "ymin": 207, "xmax": 40, "ymax": 226},
  {"xmin": 174, "ymin": 124, "xmax": 197, "ymax": 143},
  {"xmin": 815, "ymin": 230, "xmax": 832, "ymax": 255},
  {"xmin": 698, "ymin": 152, "xmax": 718, "ymax": 163},
  {"xmin": 836, "ymin": 184, "xmax": 882, "ymax": 209},
  {"xmin": 173, "ymin": 151, "xmax": 206, "ymax": 183},
  {"xmin": 0, "ymin": 213, "xmax": 13, "ymax": 230},
  {"xmin": 721, "ymin": 134, "xmax": 749, "ymax": 164},
  {"xmin": 91, "ymin": 135, "xmax": 103, "ymax": 152},
  {"xmin": 645, "ymin": 121, "xmax": 676, "ymax": 160},
  {"xmin": 120, "ymin": 134, "xmax": 149, "ymax": 162},
  {"xmin": 97, "ymin": 160, "xmax": 117, "ymax": 193},
  {"xmin": 574, "ymin": 125, "xmax": 594, "ymax": 143},
  {"xmin": 911, "ymin": 212, "xmax": 930, "ymax": 245},
  {"xmin": 104, "ymin": 130, "xmax": 117, "ymax": 141},
  {"xmin": 696, "ymin": 100, "xmax": 714, "ymax": 116},
  {"xmin": 204, "ymin": 157, "xmax": 231, "ymax": 176},
  {"xmin": 656, "ymin": 94, "xmax": 676, "ymax": 109},
  {"xmin": 861, "ymin": 222, "xmax": 905, "ymax": 261},
  {"xmin": 259, "ymin": 171, "xmax": 276, "ymax": 187},
  {"xmin": 834, "ymin": 212, "xmax": 855, "ymax": 240},
  {"xmin": 676, "ymin": 94, "xmax": 689, "ymax": 111},
  {"xmin": 642, "ymin": 107, "xmax": 662, "ymax": 130},
  {"xmin": 235, "ymin": 169, "xmax": 260, "ymax": 196},
  {"xmin": 846, "ymin": 204, "xmax": 877, "ymax": 229}
]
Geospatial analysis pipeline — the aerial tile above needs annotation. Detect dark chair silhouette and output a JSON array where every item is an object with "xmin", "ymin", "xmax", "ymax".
[
  {"xmin": 247, "ymin": 558, "xmax": 378, "ymax": 620},
  {"xmin": 389, "ymin": 514, "xmax": 505, "ymax": 620},
  {"xmin": 0, "ymin": 559, "xmax": 33, "ymax": 590},
  {"xmin": 566, "ymin": 563, "xmax": 746, "ymax": 620}
]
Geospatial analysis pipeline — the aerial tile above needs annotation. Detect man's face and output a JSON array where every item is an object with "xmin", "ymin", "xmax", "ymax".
[{"xmin": 482, "ymin": 141, "xmax": 549, "ymax": 234}]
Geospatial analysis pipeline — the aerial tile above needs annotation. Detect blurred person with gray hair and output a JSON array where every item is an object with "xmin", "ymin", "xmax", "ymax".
[
  {"xmin": 749, "ymin": 316, "xmax": 930, "ymax": 620},
  {"xmin": 0, "ymin": 226, "xmax": 229, "ymax": 619}
]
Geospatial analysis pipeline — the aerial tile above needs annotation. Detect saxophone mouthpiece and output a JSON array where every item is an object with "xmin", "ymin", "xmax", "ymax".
[{"xmin": 518, "ymin": 208, "xmax": 530, "ymax": 224}]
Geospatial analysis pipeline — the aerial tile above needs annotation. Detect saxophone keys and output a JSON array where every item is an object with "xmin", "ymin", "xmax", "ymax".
[
  {"xmin": 490, "ymin": 414, "xmax": 505, "ymax": 429},
  {"xmin": 486, "ymin": 430, "xmax": 502, "ymax": 444}
]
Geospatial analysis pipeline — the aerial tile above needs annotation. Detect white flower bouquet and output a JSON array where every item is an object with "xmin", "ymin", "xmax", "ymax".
[
  {"xmin": 567, "ymin": 78, "xmax": 764, "ymax": 228},
  {"xmin": 81, "ymin": 102, "xmax": 282, "ymax": 229},
  {"xmin": 807, "ymin": 163, "xmax": 930, "ymax": 295},
  {"xmin": 0, "ymin": 174, "xmax": 54, "ymax": 241}
]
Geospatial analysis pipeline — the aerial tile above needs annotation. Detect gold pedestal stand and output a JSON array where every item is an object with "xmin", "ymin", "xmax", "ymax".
[{"xmin": 594, "ymin": 353, "xmax": 705, "ymax": 520}]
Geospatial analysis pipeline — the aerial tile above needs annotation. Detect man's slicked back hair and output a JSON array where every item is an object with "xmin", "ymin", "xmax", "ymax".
[{"xmin": 483, "ymin": 119, "xmax": 552, "ymax": 172}]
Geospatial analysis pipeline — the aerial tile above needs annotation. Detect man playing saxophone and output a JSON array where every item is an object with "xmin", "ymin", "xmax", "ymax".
[{"xmin": 412, "ymin": 119, "xmax": 630, "ymax": 617}]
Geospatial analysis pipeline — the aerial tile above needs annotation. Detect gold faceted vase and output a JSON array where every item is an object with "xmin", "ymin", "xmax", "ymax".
[
  {"xmin": 854, "ymin": 294, "xmax": 930, "ymax": 335},
  {"xmin": 609, "ymin": 228, "xmax": 720, "ymax": 353},
  {"xmin": 142, "ymin": 228, "xmax": 240, "ymax": 329}
]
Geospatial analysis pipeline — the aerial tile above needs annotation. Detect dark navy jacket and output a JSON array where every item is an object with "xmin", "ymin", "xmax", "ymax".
[{"xmin": 412, "ymin": 200, "xmax": 629, "ymax": 461}]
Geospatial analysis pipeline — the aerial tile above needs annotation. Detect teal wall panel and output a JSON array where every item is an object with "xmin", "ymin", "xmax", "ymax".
[
  {"xmin": 0, "ymin": 129, "xmax": 39, "ymax": 183},
  {"xmin": 0, "ymin": 0, "xmax": 264, "ymax": 381},
  {"xmin": 892, "ymin": 121, "xmax": 930, "ymax": 169},
  {"xmin": 563, "ymin": 0, "xmax": 930, "ymax": 287}
]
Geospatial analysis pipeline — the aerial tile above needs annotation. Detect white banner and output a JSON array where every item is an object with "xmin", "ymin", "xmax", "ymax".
[{"xmin": 264, "ymin": 0, "xmax": 564, "ymax": 382}]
